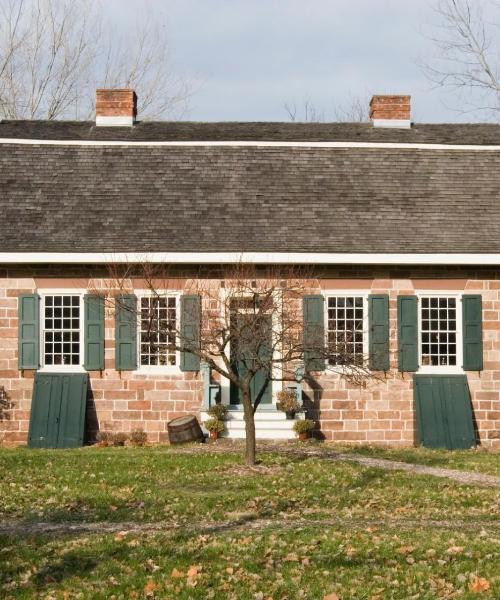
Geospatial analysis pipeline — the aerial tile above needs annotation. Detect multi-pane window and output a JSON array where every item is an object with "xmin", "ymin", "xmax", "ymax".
[
  {"xmin": 421, "ymin": 297, "xmax": 457, "ymax": 367},
  {"xmin": 327, "ymin": 296, "xmax": 365, "ymax": 365},
  {"xmin": 43, "ymin": 295, "xmax": 81, "ymax": 366},
  {"xmin": 140, "ymin": 296, "xmax": 177, "ymax": 366}
]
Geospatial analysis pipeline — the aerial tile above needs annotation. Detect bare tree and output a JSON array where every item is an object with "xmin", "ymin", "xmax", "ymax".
[
  {"xmin": 284, "ymin": 93, "xmax": 370, "ymax": 123},
  {"xmin": 422, "ymin": 0, "xmax": 500, "ymax": 118},
  {"xmin": 96, "ymin": 262, "xmax": 380, "ymax": 466},
  {"xmin": 0, "ymin": 0, "xmax": 192, "ymax": 120}
]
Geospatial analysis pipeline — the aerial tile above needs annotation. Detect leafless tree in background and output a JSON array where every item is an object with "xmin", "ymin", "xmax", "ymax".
[
  {"xmin": 284, "ymin": 92, "xmax": 370, "ymax": 123},
  {"xmin": 0, "ymin": 0, "xmax": 193, "ymax": 120},
  {"xmin": 422, "ymin": 0, "xmax": 500, "ymax": 119},
  {"xmin": 97, "ymin": 262, "xmax": 377, "ymax": 466}
]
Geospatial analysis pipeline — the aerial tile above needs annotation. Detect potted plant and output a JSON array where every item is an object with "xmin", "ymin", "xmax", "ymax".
[
  {"xmin": 207, "ymin": 403, "xmax": 229, "ymax": 421},
  {"xmin": 276, "ymin": 389, "xmax": 301, "ymax": 420},
  {"xmin": 204, "ymin": 417, "xmax": 225, "ymax": 440},
  {"xmin": 293, "ymin": 419, "xmax": 315, "ymax": 441}
]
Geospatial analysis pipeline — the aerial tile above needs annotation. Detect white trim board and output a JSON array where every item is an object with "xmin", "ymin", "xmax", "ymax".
[
  {"xmin": 2, "ymin": 252, "xmax": 500, "ymax": 265},
  {"xmin": 0, "ymin": 138, "xmax": 500, "ymax": 150}
]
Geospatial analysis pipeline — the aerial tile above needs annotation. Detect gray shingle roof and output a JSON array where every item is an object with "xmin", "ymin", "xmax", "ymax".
[
  {"xmin": 1, "ymin": 140, "xmax": 500, "ymax": 254},
  {"xmin": 1, "ymin": 119, "xmax": 500, "ymax": 144}
]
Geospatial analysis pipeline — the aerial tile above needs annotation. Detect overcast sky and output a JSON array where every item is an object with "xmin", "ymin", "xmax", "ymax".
[{"xmin": 105, "ymin": 0, "xmax": 493, "ymax": 123}]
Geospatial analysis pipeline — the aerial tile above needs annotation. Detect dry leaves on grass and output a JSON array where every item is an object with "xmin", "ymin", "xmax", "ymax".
[
  {"xmin": 468, "ymin": 576, "xmax": 490, "ymax": 593},
  {"xmin": 323, "ymin": 594, "xmax": 340, "ymax": 600}
]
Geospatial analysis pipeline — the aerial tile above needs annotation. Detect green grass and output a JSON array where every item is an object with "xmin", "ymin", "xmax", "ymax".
[
  {"xmin": 328, "ymin": 444, "xmax": 500, "ymax": 477},
  {"xmin": 0, "ymin": 446, "xmax": 498, "ymax": 599}
]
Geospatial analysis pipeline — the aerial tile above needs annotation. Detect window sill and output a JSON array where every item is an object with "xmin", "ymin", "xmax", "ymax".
[
  {"xmin": 38, "ymin": 366, "xmax": 86, "ymax": 373},
  {"xmin": 417, "ymin": 366, "xmax": 463, "ymax": 375},
  {"xmin": 134, "ymin": 366, "xmax": 181, "ymax": 375}
]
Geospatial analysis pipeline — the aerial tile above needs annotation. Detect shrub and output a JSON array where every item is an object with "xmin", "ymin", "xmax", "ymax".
[
  {"xmin": 111, "ymin": 432, "xmax": 129, "ymax": 446},
  {"xmin": 130, "ymin": 429, "xmax": 148, "ymax": 446},
  {"xmin": 95, "ymin": 431, "xmax": 112, "ymax": 446},
  {"xmin": 207, "ymin": 403, "xmax": 229, "ymax": 420},
  {"xmin": 204, "ymin": 417, "xmax": 225, "ymax": 433},
  {"xmin": 293, "ymin": 419, "xmax": 315, "ymax": 434},
  {"xmin": 276, "ymin": 389, "xmax": 301, "ymax": 413}
]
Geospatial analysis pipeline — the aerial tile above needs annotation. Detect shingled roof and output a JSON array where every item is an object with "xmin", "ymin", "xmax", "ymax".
[{"xmin": 1, "ymin": 121, "xmax": 500, "ymax": 255}]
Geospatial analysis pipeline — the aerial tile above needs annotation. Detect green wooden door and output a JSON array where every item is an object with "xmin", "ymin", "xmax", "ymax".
[
  {"xmin": 230, "ymin": 314, "xmax": 272, "ymax": 406},
  {"xmin": 414, "ymin": 375, "xmax": 476, "ymax": 450},
  {"xmin": 28, "ymin": 373, "xmax": 88, "ymax": 448}
]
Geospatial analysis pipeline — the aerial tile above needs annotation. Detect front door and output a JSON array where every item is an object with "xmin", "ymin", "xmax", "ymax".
[{"xmin": 230, "ymin": 313, "xmax": 272, "ymax": 406}]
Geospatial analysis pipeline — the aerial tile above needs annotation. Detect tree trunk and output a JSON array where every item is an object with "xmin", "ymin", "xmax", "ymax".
[{"xmin": 242, "ymin": 389, "xmax": 256, "ymax": 466}]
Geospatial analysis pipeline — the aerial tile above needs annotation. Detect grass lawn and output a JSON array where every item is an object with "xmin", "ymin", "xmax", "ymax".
[
  {"xmin": 330, "ymin": 444, "xmax": 500, "ymax": 477},
  {"xmin": 0, "ymin": 445, "xmax": 498, "ymax": 599}
]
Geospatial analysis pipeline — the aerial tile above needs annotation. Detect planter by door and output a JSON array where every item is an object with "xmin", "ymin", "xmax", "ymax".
[
  {"xmin": 28, "ymin": 373, "xmax": 88, "ymax": 449},
  {"xmin": 229, "ymin": 313, "xmax": 272, "ymax": 406}
]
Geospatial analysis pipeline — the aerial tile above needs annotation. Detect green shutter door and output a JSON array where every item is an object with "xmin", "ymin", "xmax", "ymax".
[
  {"xmin": 368, "ymin": 294, "xmax": 390, "ymax": 371},
  {"xmin": 397, "ymin": 295, "xmax": 418, "ymax": 372},
  {"xmin": 84, "ymin": 295, "xmax": 105, "ymax": 370},
  {"xmin": 414, "ymin": 375, "xmax": 476, "ymax": 450},
  {"xmin": 229, "ymin": 314, "xmax": 272, "ymax": 406},
  {"xmin": 462, "ymin": 295, "xmax": 483, "ymax": 371},
  {"xmin": 115, "ymin": 295, "xmax": 137, "ymax": 371},
  {"xmin": 28, "ymin": 373, "xmax": 88, "ymax": 448},
  {"xmin": 303, "ymin": 295, "xmax": 325, "ymax": 372},
  {"xmin": 18, "ymin": 294, "xmax": 40, "ymax": 370},
  {"xmin": 180, "ymin": 295, "xmax": 201, "ymax": 372}
]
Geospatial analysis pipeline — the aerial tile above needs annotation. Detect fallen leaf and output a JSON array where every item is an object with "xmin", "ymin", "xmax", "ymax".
[
  {"xmin": 187, "ymin": 565, "xmax": 199, "ymax": 578},
  {"xmin": 468, "ymin": 576, "xmax": 490, "ymax": 593},
  {"xmin": 446, "ymin": 546, "xmax": 464, "ymax": 555},
  {"xmin": 143, "ymin": 581, "xmax": 158, "ymax": 597},
  {"xmin": 171, "ymin": 568, "xmax": 184, "ymax": 578},
  {"xmin": 323, "ymin": 594, "xmax": 340, "ymax": 600}
]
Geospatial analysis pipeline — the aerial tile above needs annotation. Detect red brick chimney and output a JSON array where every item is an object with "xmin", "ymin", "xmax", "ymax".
[
  {"xmin": 95, "ymin": 89, "xmax": 137, "ymax": 127},
  {"xmin": 369, "ymin": 95, "xmax": 411, "ymax": 128}
]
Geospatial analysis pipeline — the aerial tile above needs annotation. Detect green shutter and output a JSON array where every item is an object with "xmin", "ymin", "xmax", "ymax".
[
  {"xmin": 303, "ymin": 295, "xmax": 325, "ymax": 372},
  {"xmin": 18, "ymin": 294, "xmax": 40, "ymax": 370},
  {"xmin": 397, "ymin": 295, "xmax": 418, "ymax": 372},
  {"xmin": 369, "ymin": 294, "xmax": 390, "ymax": 371},
  {"xmin": 180, "ymin": 295, "xmax": 201, "ymax": 372},
  {"xmin": 115, "ymin": 295, "xmax": 137, "ymax": 371},
  {"xmin": 414, "ymin": 375, "xmax": 475, "ymax": 449},
  {"xmin": 28, "ymin": 373, "xmax": 88, "ymax": 449},
  {"xmin": 462, "ymin": 294, "xmax": 483, "ymax": 371},
  {"xmin": 84, "ymin": 295, "xmax": 105, "ymax": 370}
]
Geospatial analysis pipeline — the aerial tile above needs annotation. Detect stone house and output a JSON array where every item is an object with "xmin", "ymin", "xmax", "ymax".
[{"xmin": 0, "ymin": 90, "xmax": 499, "ymax": 448}]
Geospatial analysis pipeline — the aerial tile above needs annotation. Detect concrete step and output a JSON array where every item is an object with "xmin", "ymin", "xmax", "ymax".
[{"xmin": 200, "ymin": 407, "xmax": 302, "ymax": 440}]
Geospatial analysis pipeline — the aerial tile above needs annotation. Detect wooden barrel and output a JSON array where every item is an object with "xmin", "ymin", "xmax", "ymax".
[{"xmin": 167, "ymin": 415, "xmax": 204, "ymax": 444}]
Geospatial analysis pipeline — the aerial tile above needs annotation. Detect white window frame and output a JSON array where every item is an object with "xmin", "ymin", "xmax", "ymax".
[
  {"xmin": 38, "ymin": 289, "xmax": 86, "ymax": 373},
  {"xmin": 135, "ymin": 291, "xmax": 181, "ymax": 374},
  {"xmin": 323, "ymin": 291, "xmax": 370, "ymax": 370},
  {"xmin": 416, "ymin": 292, "xmax": 463, "ymax": 374}
]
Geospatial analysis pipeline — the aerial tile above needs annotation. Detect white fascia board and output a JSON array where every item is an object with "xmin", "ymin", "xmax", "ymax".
[
  {"xmin": 0, "ymin": 252, "xmax": 499, "ymax": 265},
  {"xmin": 0, "ymin": 138, "xmax": 500, "ymax": 151}
]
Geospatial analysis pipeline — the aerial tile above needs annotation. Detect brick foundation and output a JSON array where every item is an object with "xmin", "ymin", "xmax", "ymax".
[{"xmin": 0, "ymin": 265, "xmax": 499, "ymax": 448}]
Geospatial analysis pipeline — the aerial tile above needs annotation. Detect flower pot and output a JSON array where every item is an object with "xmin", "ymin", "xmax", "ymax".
[
  {"xmin": 285, "ymin": 410, "xmax": 296, "ymax": 420},
  {"xmin": 209, "ymin": 430, "xmax": 218, "ymax": 440},
  {"xmin": 298, "ymin": 431, "xmax": 310, "ymax": 441}
]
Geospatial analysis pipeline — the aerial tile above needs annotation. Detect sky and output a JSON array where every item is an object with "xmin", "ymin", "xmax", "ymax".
[{"xmin": 104, "ymin": 0, "xmax": 496, "ymax": 123}]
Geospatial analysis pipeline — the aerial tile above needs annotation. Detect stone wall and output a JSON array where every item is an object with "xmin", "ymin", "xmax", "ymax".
[{"xmin": 0, "ymin": 265, "xmax": 499, "ymax": 447}]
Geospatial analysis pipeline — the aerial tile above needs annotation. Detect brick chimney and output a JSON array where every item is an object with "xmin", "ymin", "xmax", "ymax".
[
  {"xmin": 95, "ymin": 89, "xmax": 137, "ymax": 126},
  {"xmin": 369, "ymin": 95, "xmax": 411, "ymax": 129}
]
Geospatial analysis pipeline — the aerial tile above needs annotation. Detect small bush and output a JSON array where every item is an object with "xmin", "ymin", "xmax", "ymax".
[
  {"xmin": 207, "ymin": 403, "xmax": 228, "ymax": 420},
  {"xmin": 276, "ymin": 389, "xmax": 301, "ymax": 413},
  {"xmin": 111, "ymin": 432, "xmax": 129, "ymax": 447},
  {"xmin": 293, "ymin": 419, "xmax": 315, "ymax": 434},
  {"xmin": 130, "ymin": 429, "xmax": 148, "ymax": 446},
  {"xmin": 95, "ymin": 431, "xmax": 112, "ymax": 446},
  {"xmin": 204, "ymin": 417, "xmax": 225, "ymax": 433}
]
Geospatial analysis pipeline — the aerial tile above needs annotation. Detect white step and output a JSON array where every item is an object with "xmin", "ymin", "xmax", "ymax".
[{"xmin": 200, "ymin": 407, "xmax": 303, "ymax": 440}]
